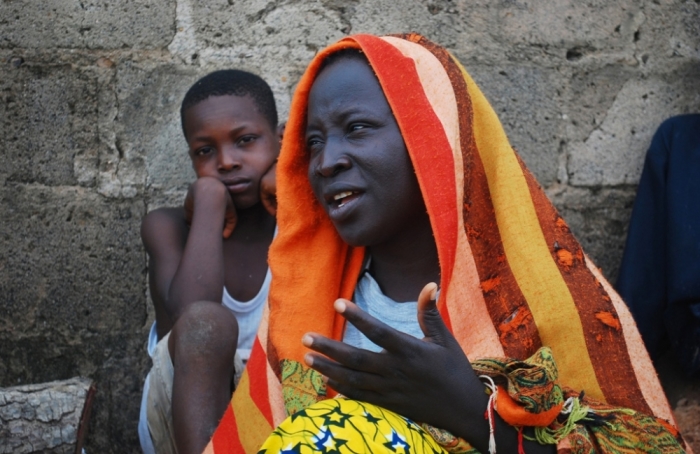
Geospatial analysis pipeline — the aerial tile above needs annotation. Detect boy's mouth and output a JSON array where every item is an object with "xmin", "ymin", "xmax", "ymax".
[{"xmin": 223, "ymin": 178, "xmax": 251, "ymax": 194}]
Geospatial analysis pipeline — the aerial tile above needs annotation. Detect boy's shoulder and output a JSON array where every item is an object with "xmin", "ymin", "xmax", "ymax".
[{"xmin": 140, "ymin": 206, "xmax": 188, "ymax": 251}]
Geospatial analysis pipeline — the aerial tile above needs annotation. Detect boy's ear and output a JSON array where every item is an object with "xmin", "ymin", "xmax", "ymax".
[{"xmin": 276, "ymin": 122, "xmax": 286, "ymax": 143}]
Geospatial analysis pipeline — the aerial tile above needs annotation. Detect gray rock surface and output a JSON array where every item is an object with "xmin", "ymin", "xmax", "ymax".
[
  {"xmin": 0, "ymin": 377, "xmax": 94, "ymax": 454},
  {"xmin": 1, "ymin": 0, "xmax": 699, "ymax": 452},
  {"xmin": 0, "ymin": 184, "xmax": 146, "ymax": 451}
]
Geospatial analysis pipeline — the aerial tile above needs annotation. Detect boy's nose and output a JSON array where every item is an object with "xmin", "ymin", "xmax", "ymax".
[
  {"xmin": 217, "ymin": 148, "xmax": 241, "ymax": 171},
  {"xmin": 315, "ymin": 138, "xmax": 351, "ymax": 177}
]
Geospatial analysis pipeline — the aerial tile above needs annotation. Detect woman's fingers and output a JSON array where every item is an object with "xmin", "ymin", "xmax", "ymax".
[
  {"xmin": 416, "ymin": 282, "xmax": 452, "ymax": 345},
  {"xmin": 304, "ymin": 349, "xmax": 384, "ymax": 391},
  {"xmin": 333, "ymin": 299, "xmax": 416, "ymax": 354},
  {"xmin": 303, "ymin": 332, "xmax": 386, "ymax": 374},
  {"xmin": 417, "ymin": 282, "xmax": 438, "ymax": 310}
]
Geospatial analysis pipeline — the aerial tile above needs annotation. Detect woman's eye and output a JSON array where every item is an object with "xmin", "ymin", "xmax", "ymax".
[
  {"xmin": 349, "ymin": 123, "xmax": 367, "ymax": 132},
  {"xmin": 306, "ymin": 137, "xmax": 323, "ymax": 153}
]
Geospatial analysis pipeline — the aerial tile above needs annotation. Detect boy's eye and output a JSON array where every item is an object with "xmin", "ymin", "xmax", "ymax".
[
  {"xmin": 194, "ymin": 146, "xmax": 214, "ymax": 156},
  {"xmin": 349, "ymin": 123, "xmax": 367, "ymax": 132},
  {"xmin": 237, "ymin": 135, "xmax": 257, "ymax": 146}
]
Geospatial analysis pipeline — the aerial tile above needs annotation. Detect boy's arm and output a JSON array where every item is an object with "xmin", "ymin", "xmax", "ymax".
[
  {"xmin": 142, "ymin": 177, "xmax": 234, "ymax": 332},
  {"xmin": 141, "ymin": 207, "xmax": 188, "ymax": 337}
]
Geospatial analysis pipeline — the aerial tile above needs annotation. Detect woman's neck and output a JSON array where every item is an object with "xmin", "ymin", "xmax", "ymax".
[{"xmin": 367, "ymin": 214, "xmax": 440, "ymax": 302}]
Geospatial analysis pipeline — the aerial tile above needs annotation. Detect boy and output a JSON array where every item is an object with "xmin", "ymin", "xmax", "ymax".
[{"xmin": 138, "ymin": 70, "xmax": 281, "ymax": 454}]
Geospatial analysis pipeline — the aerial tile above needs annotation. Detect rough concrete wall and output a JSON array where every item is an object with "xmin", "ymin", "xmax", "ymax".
[{"xmin": 0, "ymin": 0, "xmax": 698, "ymax": 452}]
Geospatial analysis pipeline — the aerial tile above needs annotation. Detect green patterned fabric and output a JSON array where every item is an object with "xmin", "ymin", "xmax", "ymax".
[{"xmin": 281, "ymin": 359, "xmax": 327, "ymax": 416}]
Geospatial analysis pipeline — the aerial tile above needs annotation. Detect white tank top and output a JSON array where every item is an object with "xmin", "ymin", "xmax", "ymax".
[{"xmin": 222, "ymin": 266, "xmax": 271, "ymax": 362}]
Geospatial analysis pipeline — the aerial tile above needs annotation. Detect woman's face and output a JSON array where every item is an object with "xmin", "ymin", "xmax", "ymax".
[{"xmin": 305, "ymin": 56, "xmax": 427, "ymax": 247}]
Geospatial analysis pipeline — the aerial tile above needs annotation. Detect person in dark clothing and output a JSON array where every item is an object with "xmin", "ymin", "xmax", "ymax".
[{"xmin": 617, "ymin": 113, "xmax": 700, "ymax": 377}]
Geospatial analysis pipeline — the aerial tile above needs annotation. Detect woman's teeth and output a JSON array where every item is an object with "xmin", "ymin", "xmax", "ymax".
[
  {"xmin": 334, "ymin": 191, "xmax": 356, "ymax": 207},
  {"xmin": 333, "ymin": 191, "xmax": 354, "ymax": 201}
]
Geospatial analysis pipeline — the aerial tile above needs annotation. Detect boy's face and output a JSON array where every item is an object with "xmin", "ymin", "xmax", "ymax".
[
  {"xmin": 305, "ymin": 57, "xmax": 426, "ymax": 247},
  {"xmin": 183, "ymin": 94, "xmax": 278, "ymax": 210}
]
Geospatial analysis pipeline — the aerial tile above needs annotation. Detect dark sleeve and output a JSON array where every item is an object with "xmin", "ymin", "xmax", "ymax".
[{"xmin": 616, "ymin": 119, "xmax": 670, "ymax": 361}]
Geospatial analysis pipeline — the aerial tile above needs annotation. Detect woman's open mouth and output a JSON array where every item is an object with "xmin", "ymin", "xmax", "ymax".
[{"xmin": 332, "ymin": 190, "xmax": 361, "ymax": 208}]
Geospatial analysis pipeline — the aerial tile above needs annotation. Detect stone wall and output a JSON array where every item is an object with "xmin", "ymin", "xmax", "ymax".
[{"xmin": 1, "ymin": 1, "xmax": 698, "ymax": 452}]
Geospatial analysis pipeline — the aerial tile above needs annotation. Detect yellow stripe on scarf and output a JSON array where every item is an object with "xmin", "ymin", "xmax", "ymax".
[
  {"xmin": 232, "ymin": 371, "xmax": 274, "ymax": 452},
  {"xmin": 455, "ymin": 59, "xmax": 605, "ymax": 402}
]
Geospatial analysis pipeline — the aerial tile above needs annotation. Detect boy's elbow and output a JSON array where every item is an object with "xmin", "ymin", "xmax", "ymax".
[
  {"xmin": 140, "ymin": 209, "xmax": 163, "ymax": 244},
  {"xmin": 141, "ymin": 208, "xmax": 181, "ymax": 249}
]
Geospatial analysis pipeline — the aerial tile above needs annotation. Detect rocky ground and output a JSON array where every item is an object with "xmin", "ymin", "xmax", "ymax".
[{"xmin": 658, "ymin": 354, "xmax": 700, "ymax": 451}]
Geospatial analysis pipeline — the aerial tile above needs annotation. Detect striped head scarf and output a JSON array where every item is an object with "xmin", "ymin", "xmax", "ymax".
[{"xmin": 205, "ymin": 33, "xmax": 680, "ymax": 453}]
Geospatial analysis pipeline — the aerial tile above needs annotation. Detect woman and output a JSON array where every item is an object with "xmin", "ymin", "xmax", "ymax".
[{"xmin": 205, "ymin": 33, "xmax": 686, "ymax": 454}]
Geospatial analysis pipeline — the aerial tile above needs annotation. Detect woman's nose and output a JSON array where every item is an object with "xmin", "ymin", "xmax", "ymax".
[{"xmin": 315, "ymin": 138, "xmax": 351, "ymax": 177}]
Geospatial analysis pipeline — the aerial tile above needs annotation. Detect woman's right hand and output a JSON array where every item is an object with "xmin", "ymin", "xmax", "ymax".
[
  {"xmin": 303, "ymin": 283, "xmax": 556, "ymax": 454},
  {"xmin": 302, "ymin": 284, "xmax": 488, "ymax": 443},
  {"xmin": 183, "ymin": 177, "xmax": 237, "ymax": 238}
]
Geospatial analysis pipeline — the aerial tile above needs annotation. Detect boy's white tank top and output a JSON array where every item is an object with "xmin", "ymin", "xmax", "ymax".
[{"xmin": 222, "ymin": 266, "xmax": 271, "ymax": 363}]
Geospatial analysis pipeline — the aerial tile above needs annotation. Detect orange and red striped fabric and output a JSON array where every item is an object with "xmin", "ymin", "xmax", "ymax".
[{"xmin": 205, "ymin": 33, "xmax": 678, "ymax": 453}]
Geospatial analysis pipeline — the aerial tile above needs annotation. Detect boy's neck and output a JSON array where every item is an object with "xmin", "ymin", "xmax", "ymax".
[
  {"xmin": 233, "ymin": 203, "xmax": 275, "ymax": 232},
  {"xmin": 367, "ymin": 215, "xmax": 440, "ymax": 303}
]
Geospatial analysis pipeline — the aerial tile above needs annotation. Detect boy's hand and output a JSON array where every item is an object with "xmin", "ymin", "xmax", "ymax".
[
  {"xmin": 183, "ymin": 177, "xmax": 237, "ymax": 238},
  {"xmin": 221, "ymin": 194, "xmax": 237, "ymax": 238},
  {"xmin": 260, "ymin": 161, "xmax": 277, "ymax": 217}
]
